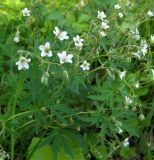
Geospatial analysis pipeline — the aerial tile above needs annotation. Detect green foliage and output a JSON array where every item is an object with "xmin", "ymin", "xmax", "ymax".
[{"xmin": 0, "ymin": 0, "xmax": 154, "ymax": 160}]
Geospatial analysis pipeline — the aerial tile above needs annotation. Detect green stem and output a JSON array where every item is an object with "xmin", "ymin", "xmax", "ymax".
[{"xmin": 10, "ymin": 72, "xmax": 25, "ymax": 160}]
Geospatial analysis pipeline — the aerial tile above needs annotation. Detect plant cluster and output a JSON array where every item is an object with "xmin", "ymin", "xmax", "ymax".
[{"xmin": 0, "ymin": 0, "xmax": 154, "ymax": 160}]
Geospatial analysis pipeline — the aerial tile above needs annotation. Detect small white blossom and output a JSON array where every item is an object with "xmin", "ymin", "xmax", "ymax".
[
  {"xmin": 0, "ymin": 147, "xmax": 10, "ymax": 160},
  {"xmin": 119, "ymin": 71, "xmax": 126, "ymax": 80},
  {"xmin": 57, "ymin": 51, "xmax": 73, "ymax": 64},
  {"xmin": 39, "ymin": 42, "xmax": 52, "ymax": 57},
  {"xmin": 22, "ymin": 8, "xmax": 30, "ymax": 16},
  {"xmin": 100, "ymin": 31, "xmax": 107, "ymax": 37},
  {"xmin": 97, "ymin": 11, "xmax": 106, "ymax": 21},
  {"xmin": 147, "ymin": 10, "xmax": 154, "ymax": 17},
  {"xmin": 80, "ymin": 60, "xmax": 90, "ymax": 71},
  {"xmin": 139, "ymin": 114, "xmax": 145, "ymax": 121},
  {"xmin": 114, "ymin": 4, "xmax": 121, "ymax": 10},
  {"xmin": 101, "ymin": 21, "xmax": 110, "ymax": 30},
  {"xmin": 125, "ymin": 96, "xmax": 133, "ymax": 105},
  {"xmin": 73, "ymin": 35, "xmax": 84, "ymax": 50},
  {"xmin": 123, "ymin": 138, "xmax": 129, "ymax": 147},
  {"xmin": 151, "ymin": 35, "xmax": 154, "ymax": 43},
  {"xmin": 53, "ymin": 26, "xmax": 69, "ymax": 41},
  {"xmin": 118, "ymin": 12, "xmax": 123, "ymax": 18},
  {"xmin": 16, "ymin": 56, "xmax": 31, "ymax": 70}
]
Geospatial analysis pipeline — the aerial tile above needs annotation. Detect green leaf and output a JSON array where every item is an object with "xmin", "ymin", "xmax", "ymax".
[
  {"xmin": 78, "ymin": 14, "xmax": 91, "ymax": 23},
  {"xmin": 27, "ymin": 137, "xmax": 53, "ymax": 160},
  {"xmin": 66, "ymin": 12, "xmax": 76, "ymax": 24},
  {"xmin": 91, "ymin": 145, "xmax": 107, "ymax": 160},
  {"xmin": 46, "ymin": 11, "xmax": 64, "ymax": 21},
  {"xmin": 123, "ymin": 118, "xmax": 140, "ymax": 136},
  {"xmin": 120, "ymin": 147, "xmax": 136, "ymax": 158},
  {"xmin": 72, "ymin": 23, "xmax": 89, "ymax": 32}
]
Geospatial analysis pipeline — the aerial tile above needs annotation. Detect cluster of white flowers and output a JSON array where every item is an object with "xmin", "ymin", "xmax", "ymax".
[
  {"xmin": 73, "ymin": 35, "xmax": 84, "ymax": 50},
  {"xmin": 114, "ymin": 4, "xmax": 123, "ymax": 18},
  {"xmin": 130, "ymin": 28, "xmax": 140, "ymax": 40},
  {"xmin": 16, "ymin": 9, "xmax": 90, "ymax": 73},
  {"xmin": 133, "ymin": 40, "xmax": 148, "ymax": 59},
  {"xmin": 97, "ymin": 11, "xmax": 109, "ymax": 37},
  {"xmin": 0, "ymin": 146, "xmax": 10, "ymax": 160}
]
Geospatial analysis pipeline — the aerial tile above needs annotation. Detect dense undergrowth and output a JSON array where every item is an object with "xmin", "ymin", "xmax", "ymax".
[{"xmin": 0, "ymin": 0, "xmax": 154, "ymax": 159}]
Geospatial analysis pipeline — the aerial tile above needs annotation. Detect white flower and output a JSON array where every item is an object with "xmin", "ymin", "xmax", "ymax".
[
  {"xmin": 39, "ymin": 42, "xmax": 52, "ymax": 57},
  {"xmin": 118, "ymin": 12, "xmax": 123, "ymax": 18},
  {"xmin": 151, "ymin": 35, "xmax": 154, "ymax": 43},
  {"xmin": 123, "ymin": 138, "xmax": 129, "ymax": 147},
  {"xmin": 80, "ymin": 60, "xmax": 90, "ymax": 71},
  {"xmin": 114, "ymin": 4, "xmax": 121, "ymax": 10},
  {"xmin": 22, "ymin": 8, "xmax": 30, "ymax": 16},
  {"xmin": 139, "ymin": 114, "xmax": 145, "ymax": 121},
  {"xmin": 16, "ymin": 56, "xmax": 31, "ymax": 70},
  {"xmin": 119, "ymin": 71, "xmax": 126, "ymax": 80},
  {"xmin": 125, "ymin": 96, "xmax": 133, "ymax": 105},
  {"xmin": 57, "ymin": 51, "xmax": 73, "ymax": 64},
  {"xmin": 53, "ymin": 26, "xmax": 69, "ymax": 41},
  {"xmin": 147, "ymin": 10, "xmax": 153, "ymax": 17},
  {"xmin": 100, "ymin": 31, "xmax": 107, "ymax": 37},
  {"xmin": 97, "ymin": 11, "xmax": 106, "ymax": 21},
  {"xmin": 73, "ymin": 35, "xmax": 84, "ymax": 50},
  {"xmin": 14, "ymin": 37, "xmax": 20, "ymax": 43},
  {"xmin": 101, "ymin": 21, "xmax": 110, "ymax": 30}
]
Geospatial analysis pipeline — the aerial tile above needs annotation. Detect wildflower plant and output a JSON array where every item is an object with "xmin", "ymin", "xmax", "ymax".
[{"xmin": 0, "ymin": 0, "xmax": 154, "ymax": 160}]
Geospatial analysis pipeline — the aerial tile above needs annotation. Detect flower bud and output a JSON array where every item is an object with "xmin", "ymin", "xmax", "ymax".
[
  {"xmin": 41, "ymin": 72, "xmax": 49, "ymax": 85},
  {"xmin": 63, "ymin": 70, "xmax": 69, "ymax": 80},
  {"xmin": 139, "ymin": 114, "xmax": 145, "ymax": 121}
]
